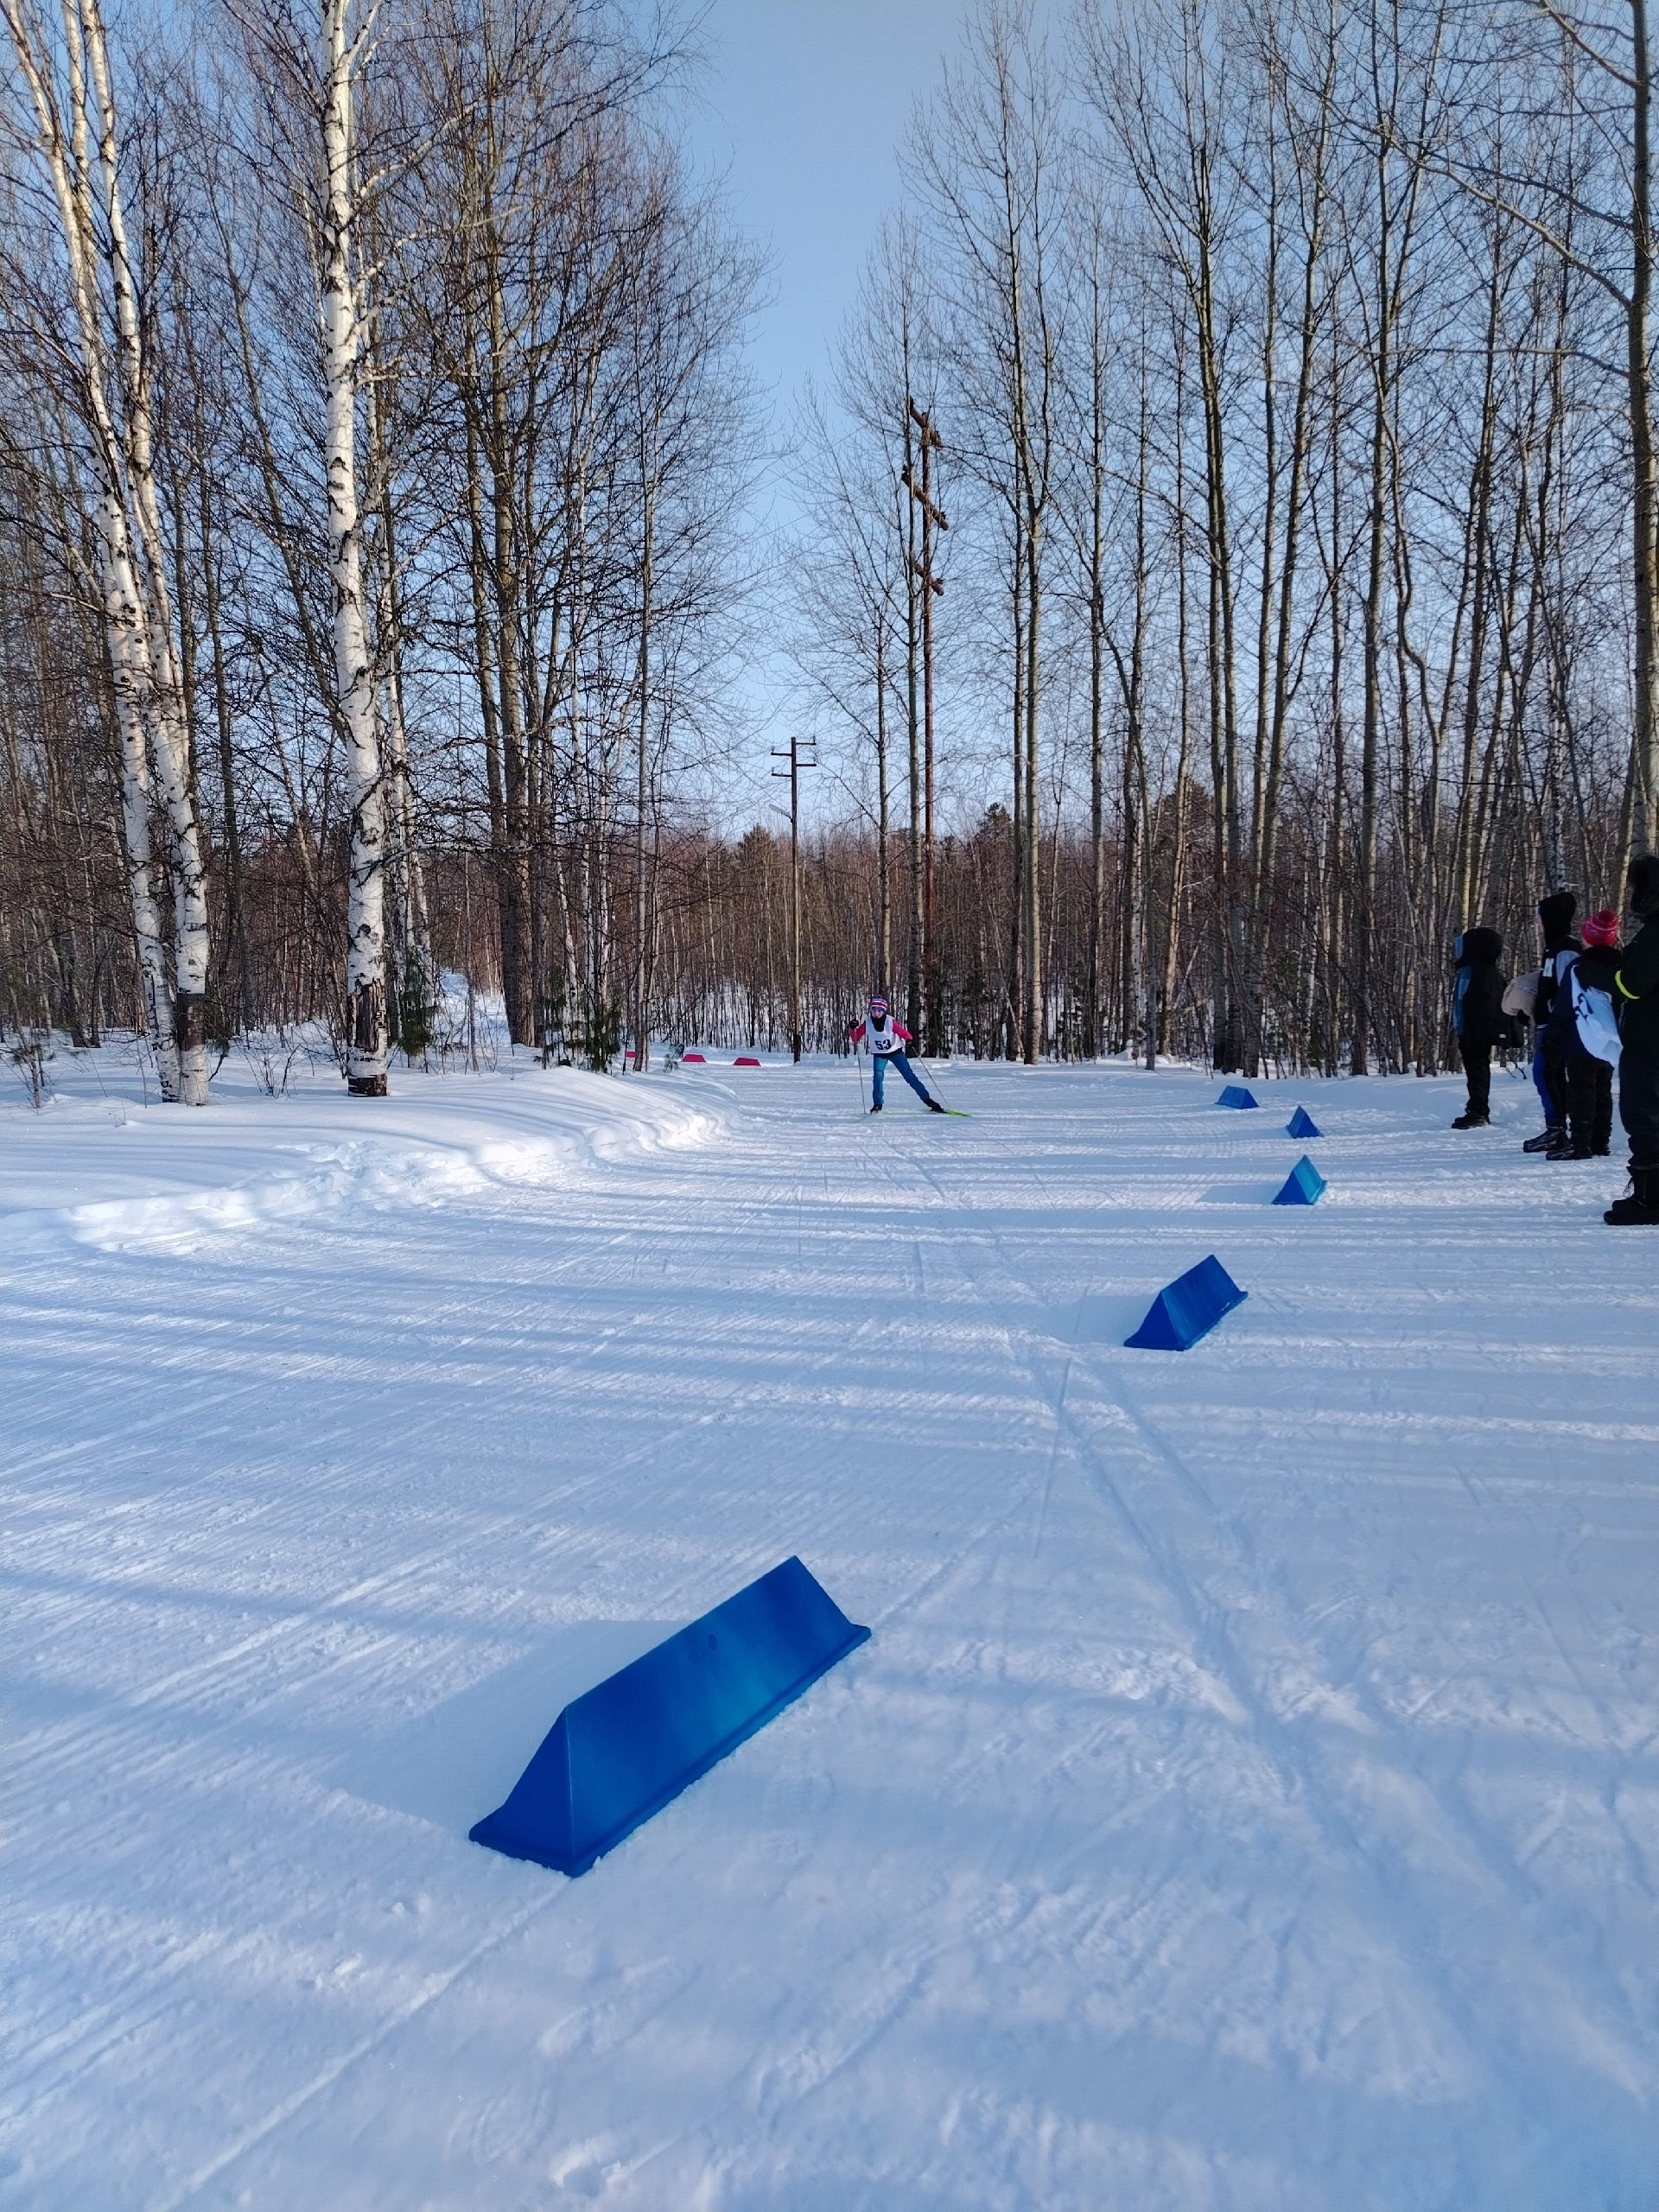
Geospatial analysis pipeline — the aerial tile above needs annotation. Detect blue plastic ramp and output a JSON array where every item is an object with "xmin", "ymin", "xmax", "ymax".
[
  {"xmin": 1287, "ymin": 1105, "xmax": 1321, "ymax": 1139},
  {"xmin": 1217, "ymin": 1084, "xmax": 1259, "ymax": 1109},
  {"xmin": 469, "ymin": 1557, "xmax": 869, "ymax": 1877},
  {"xmin": 1273, "ymin": 1154, "xmax": 1326, "ymax": 1206},
  {"xmin": 1125, "ymin": 1255, "xmax": 1247, "ymax": 1351}
]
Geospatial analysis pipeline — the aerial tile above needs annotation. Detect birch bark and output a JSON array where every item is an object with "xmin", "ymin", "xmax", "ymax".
[
  {"xmin": 80, "ymin": 0, "xmax": 211, "ymax": 1101},
  {"xmin": 3, "ymin": 0, "xmax": 211, "ymax": 1099},
  {"xmin": 319, "ymin": 0, "xmax": 387, "ymax": 1093}
]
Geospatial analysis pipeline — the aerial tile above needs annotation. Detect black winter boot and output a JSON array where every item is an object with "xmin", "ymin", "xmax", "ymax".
[
  {"xmin": 1451, "ymin": 1109, "xmax": 1491, "ymax": 1129},
  {"xmin": 1605, "ymin": 1166, "xmax": 1659, "ymax": 1225},
  {"xmin": 1523, "ymin": 1125, "xmax": 1565, "ymax": 1154}
]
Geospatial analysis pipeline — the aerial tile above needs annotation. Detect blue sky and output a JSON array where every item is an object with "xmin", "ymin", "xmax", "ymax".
[
  {"xmin": 677, "ymin": 0, "xmax": 983, "ymax": 416},
  {"xmin": 668, "ymin": 1, "xmax": 1019, "ymax": 811},
  {"xmin": 659, "ymin": 2, "xmax": 1062, "ymax": 821}
]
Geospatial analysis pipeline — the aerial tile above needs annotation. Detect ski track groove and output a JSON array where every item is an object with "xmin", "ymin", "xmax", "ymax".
[
  {"xmin": 4, "ymin": 1395, "xmax": 665, "ymax": 1804},
  {"xmin": 143, "ymin": 1889, "xmax": 564, "ymax": 2212},
  {"xmin": 3, "ymin": 1061, "xmax": 1656, "ymax": 2209},
  {"xmin": 944, "ymin": 1131, "xmax": 1656, "ymax": 2108},
  {"xmin": 864, "ymin": 1107, "xmax": 1655, "ymax": 2144}
]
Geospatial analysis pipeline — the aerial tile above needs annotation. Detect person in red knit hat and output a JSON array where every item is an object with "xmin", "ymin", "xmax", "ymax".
[
  {"xmin": 1578, "ymin": 855, "xmax": 1659, "ymax": 1223},
  {"xmin": 1542, "ymin": 907, "xmax": 1619, "ymax": 1160}
]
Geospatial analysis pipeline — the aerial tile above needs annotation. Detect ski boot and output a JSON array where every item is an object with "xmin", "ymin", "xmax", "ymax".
[
  {"xmin": 926, "ymin": 1098, "xmax": 946, "ymax": 1113},
  {"xmin": 1522, "ymin": 1126, "xmax": 1564, "ymax": 1154},
  {"xmin": 868, "ymin": 1101, "xmax": 882, "ymax": 1114},
  {"xmin": 1605, "ymin": 1167, "xmax": 1659, "ymax": 1226}
]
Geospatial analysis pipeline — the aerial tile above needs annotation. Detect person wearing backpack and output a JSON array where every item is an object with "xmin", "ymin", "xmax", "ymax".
[
  {"xmin": 1522, "ymin": 890, "xmax": 1579, "ymax": 1152},
  {"xmin": 1541, "ymin": 908, "xmax": 1617, "ymax": 1160},
  {"xmin": 1576, "ymin": 854, "xmax": 1659, "ymax": 1225},
  {"xmin": 1450, "ymin": 926, "xmax": 1508, "ymax": 1128}
]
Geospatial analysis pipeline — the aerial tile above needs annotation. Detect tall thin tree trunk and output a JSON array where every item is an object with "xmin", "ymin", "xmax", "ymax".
[
  {"xmin": 1629, "ymin": 0, "xmax": 1657, "ymax": 862},
  {"xmin": 81, "ymin": 0, "xmax": 211, "ymax": 1099},
  {"xmin": 875, "ymin": 608, "xmax": 893, "ymax": 986},
  {"xmin": 321, "ymin": 0, "xmax": 387, "ymax": 1093},
  {"xmin": 632, "ymin": 480, "xmax": 654, "ymax": 1071},
  {"xmin": 1022, "ymin": 504, "xmax": 1041, "ymax": 1062},
  {"xmin": 902, "ymin": 443, "xmax": 923, "ymax": 1039},
  {"xmin": 198, "ymin": 464, "xmax": 253, "ymax": 1031},
  {"xmin": 4, "ymin": 0, "xmax": 213, "ymax": 1096},
  {"xmin": 486, "ymin": 221, "xmax": 532, "ymax": 1048}
]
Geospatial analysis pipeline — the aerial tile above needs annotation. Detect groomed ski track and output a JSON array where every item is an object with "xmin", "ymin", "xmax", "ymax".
[{"xmin": 3, "ymin": 1053, "xmax": 1656, "ymax": 2210}]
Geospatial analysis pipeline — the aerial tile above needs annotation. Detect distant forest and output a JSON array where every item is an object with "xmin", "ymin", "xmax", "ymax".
[{"xmin": 3, "ymin": 0, "xmax": 1653, "ymax": 1093}]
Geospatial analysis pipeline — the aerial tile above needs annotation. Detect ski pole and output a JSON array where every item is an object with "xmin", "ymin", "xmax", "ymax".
[
  {"xmin": 854, "ymin": 1035, "xmax": 867, "ymax": 1114},
  {"xmin": 915, "ymin": 1052, "xmax": 951, "ymax": 1110}
]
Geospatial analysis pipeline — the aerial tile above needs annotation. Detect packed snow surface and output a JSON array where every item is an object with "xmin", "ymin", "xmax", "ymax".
[{"xmin": 3, "ymin": 1046, "xmax": 1657, "ymax": 2210}]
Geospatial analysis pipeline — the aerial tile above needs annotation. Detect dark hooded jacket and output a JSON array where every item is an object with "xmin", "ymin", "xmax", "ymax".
[
  {"xmin": 1534, "ymin": 892, "xmax": 1578, "ymax": 1024},
  {"xmin": 1452, "ymin": 927, "xmax": 1508, "ymax": 1047},
  {"xmin": 1578, "ymin": 855, "xmax": 1659, "ymax": 1061}
]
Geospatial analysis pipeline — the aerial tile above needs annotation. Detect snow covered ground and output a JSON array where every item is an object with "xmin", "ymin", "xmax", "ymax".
[{"xmin": 3, "ymin": 1043, "xmax": 1656, "ymax": 2211}]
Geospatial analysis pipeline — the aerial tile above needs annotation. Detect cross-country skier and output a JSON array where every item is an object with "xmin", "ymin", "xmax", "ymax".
[{"xmin": 849, "ymin": 995, "xmax": 945, "ymax": 1114}]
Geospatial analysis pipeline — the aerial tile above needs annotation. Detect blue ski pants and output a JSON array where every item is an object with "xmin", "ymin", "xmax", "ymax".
[
  {"xmin": 872, "ymin": 1051, "xmax": 931, "ymax": 1106},
  {"xmin": 1532, "ymin": 1038, "xmax": 1567, "ymax": 1126}
]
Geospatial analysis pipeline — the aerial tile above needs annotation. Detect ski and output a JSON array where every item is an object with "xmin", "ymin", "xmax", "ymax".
[{"xmin": 850, "ymin": 1107, "xmax": 969, "ymax": 1120}]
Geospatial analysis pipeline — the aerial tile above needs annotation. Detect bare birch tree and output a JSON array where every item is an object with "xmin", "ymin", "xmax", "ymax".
[{"xmin": 4, "ymin": 0, "xmax": 213, "ymax": 1099}]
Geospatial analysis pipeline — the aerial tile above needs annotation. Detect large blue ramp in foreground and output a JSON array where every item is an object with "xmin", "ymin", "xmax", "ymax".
[
  {"xmin": 470, "ymin": 1557, "xmax": 869, "ymax": 1877},
  {"xmin": 1125, "ymin": 1255, "xmax": 1248, "ymax": 1351}
]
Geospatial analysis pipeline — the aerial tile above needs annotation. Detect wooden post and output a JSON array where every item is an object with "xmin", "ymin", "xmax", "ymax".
[
  {"xmin": 905, "ymin": 398, "xmax": 945, "ymax": 1051},
  {"xmin": 772, "ymin": 735, "xmax": 817, "ymax": 1061}
]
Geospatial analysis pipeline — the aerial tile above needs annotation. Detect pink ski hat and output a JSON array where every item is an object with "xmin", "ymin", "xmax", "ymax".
[
  {"xmin": 1583, "ymin": 908, "xmax": 1618, "ymax": 947},
  {"xmin": 869, "ymin": 994, "xmax": 888, "ymax": 1014}
]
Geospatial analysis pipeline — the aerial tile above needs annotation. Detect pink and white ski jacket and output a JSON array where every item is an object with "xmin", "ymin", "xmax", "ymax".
[{"xmin": 849, "ymin": 1014, "xmax": 912, "ymax": 1056}]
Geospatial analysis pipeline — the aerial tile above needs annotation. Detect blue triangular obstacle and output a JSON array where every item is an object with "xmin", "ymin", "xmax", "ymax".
[
  {"xmin": 1217, "ymin": 1084, "xmax": 1259, "ymax": 1109},
  {"xmin": 1287, "ymin": 1105, "xmax": 1321, "ymax": 1139},
  {"xmin": 1273, "ymin": 1154, "xmax": 1326, "ymax": 1206},
  {"xmin": 470, "ymin": 1557, "xmax": 868, "ymax": 1877},
  {"xmin": 1125, "ymin": 1255, "xmax": 1247, "ymax": 1351}
]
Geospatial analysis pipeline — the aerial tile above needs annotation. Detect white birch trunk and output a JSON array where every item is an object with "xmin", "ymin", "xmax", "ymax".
[
  {"xmin": 320, "ymin": 0, "xmax": 387, "ymax": 1093},
  {"xmin": 3, "ymin": 0, "xmax": 212, "ymax": 1097},
  {"xmin": 79, "ymin": 0, "xmax": 212, "ymax": 1101},
  {"xmin": 92, "ymin": 488, "xmax": 177, "ymax": 1083}
]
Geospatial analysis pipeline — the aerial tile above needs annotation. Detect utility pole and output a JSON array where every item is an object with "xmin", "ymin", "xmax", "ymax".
[
  {"xmin": 904, "ymin": 398, "xmax": 945, "ymax": 1052},
  {"xmin": 772, "ymin": 734, "xmax": 817, "ymax": 1062}
]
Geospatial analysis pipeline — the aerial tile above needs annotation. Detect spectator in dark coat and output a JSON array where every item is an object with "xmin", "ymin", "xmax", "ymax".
[
  {"xmin": 1577, "ymin": 853, "xmax": 1659, "ymax": 1224},
  {"xmin": 1451, "ymin": 926, "xmax": 1508, "ymax": 1129},
  {"xmin": 1524, "ymin": 890, "xmax": 1578, "ymax": 1151}
]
